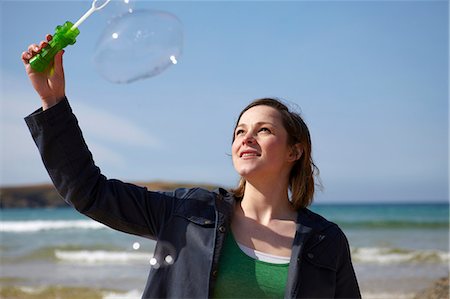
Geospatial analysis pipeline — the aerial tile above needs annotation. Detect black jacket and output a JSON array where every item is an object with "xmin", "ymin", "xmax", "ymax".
[{"xmin": 25, "ymin": 97, "xmax": 361, "ymax": 298}]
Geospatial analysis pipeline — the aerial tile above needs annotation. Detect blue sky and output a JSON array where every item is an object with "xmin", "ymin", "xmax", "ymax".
[{"xmin": 0, "ymin": 0, "xmax": 448, "ymax": 203}]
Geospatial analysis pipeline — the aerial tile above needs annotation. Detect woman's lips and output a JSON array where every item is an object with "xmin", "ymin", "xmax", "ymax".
[{"xmin": 240, "ymin": 150, "xmax": 261, "ymax": 158}]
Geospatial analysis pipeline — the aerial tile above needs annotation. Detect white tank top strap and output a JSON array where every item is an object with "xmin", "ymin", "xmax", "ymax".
[{"xmin": 236, "ymin": 242, "xmax": 290, "ymax": 264}]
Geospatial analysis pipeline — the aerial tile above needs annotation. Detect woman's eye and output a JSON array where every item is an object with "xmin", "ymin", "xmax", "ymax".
[
  {"xmin": 235, "ymin": 129, "xmax": 245, "ymax": 136},
  {"xmin": 259, "ymin": 127, "xmax": 271, "ymax": 133}
]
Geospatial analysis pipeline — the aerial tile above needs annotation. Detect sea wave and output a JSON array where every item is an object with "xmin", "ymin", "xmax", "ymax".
[
  {"xmin": 338, "ymin": 220, "xmax": 449, "ymax": 229},
  {"xmin": 20, "ymin": 246, "xmax": 450, "ymax": 266},
  {"xmin": 55, "ymin": 250, "xmax": 152, "ymax": 264},
  {"xmin": 0, "ymin": 220, "xmax": 106, "ymax": 232},
  {"xmin": 352, "ymin": 247, "xmax": 450, "ymax": 264},
  {"xmin": 2, "ymin": 218, "xmax": 447, "ymax": 233}
]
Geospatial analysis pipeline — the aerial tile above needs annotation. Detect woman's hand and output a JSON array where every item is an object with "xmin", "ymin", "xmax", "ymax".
[{"xmin": 21, "ymin": 34, "xmax": 66, "ymax": 110}]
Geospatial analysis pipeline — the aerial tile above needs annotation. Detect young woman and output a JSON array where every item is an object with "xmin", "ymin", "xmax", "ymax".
[{"xmin": 22, "ymin": 35, "xmax": 361, "ymax": 298}]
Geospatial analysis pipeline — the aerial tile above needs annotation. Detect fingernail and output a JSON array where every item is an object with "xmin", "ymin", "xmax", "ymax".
[{"xmin": 35, "ymin": 47, "xmax": 39, "ymax": 51}]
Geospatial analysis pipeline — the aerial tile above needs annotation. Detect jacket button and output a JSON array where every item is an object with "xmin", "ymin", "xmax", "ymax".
[
  {"xmin": 218, "ymin": 225, "xmax": 226, "ymax": 233},
  {"xmin": 307, "ymin": 253, "xmax": 314, "ymax": 259},
  {"xmin": 212, "ymin": 270, "xmax": 218, "ymax": 277}
]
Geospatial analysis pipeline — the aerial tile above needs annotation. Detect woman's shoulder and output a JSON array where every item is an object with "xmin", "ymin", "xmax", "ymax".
[
  {"xmin": 299, "ymin": 208, "xmax": 351, "ymax": 258},
  {"xmin": 167, "ymin": 187, "xmax": 234, "ymax": 221},
  {"xmin": 169, "ymin": 186, "xmax": 232, "ymax": 200},
  {"xmin": 164, "ymin": 187, "xmax": 235, "ymax": 212},
  {"xmin": 298, "ymin": 207, "xmax": 346, "ymax": 237}
]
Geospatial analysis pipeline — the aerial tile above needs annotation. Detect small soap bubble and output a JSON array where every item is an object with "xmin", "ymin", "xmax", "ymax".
[
  {"xmin": 149, "ymin": 257, "xmax": 158, "ymax": 266},
  {"xmin": 165, "ymin": 255, "xmax": 174, "ymax": 265},
  {"xmin": 169, "ymin": 55, "xmax": 178, "ymax": 64},
  {"xmin": 93, "ymin": 9, "xmax": 183, "ymax": 83},
  {"xmin": 132, "ymin": 242, "xmax": 140, "ymax": 250},
  {"xmin": 149, "ymin": 241, "xmax": 176, "ymax": 269}
]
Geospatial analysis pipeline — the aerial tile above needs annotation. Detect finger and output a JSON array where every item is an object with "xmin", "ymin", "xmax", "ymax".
[
  {"xmin": 28, "ymin": 44, "xmax": 40, "ymax": 55},
  {"xmin": 53, "ymin": 50, "xmax": 65, "ymax": 78},
  {"xmin": 21, "ymin": 51, "xmax": 31, "ymax": 63},
  {"xmin": 39, "ymin": 41, "xmax": 48, "ymax": 50}
]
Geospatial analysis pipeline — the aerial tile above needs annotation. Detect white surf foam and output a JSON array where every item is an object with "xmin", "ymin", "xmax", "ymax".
[
  {"xmin": 54, "ymin": 250, "xmax": 151, "ymax": 264},
  {"xmin": 352, "ymin": 247, "xmax": 450, "ymax": 264},
  {"xmin": 103, "ymin": 289, "xmax": 143, "ymax": 299},
  {"xmin": 0, "ymin": 220, "xmax": 105, "ymax": 232}
]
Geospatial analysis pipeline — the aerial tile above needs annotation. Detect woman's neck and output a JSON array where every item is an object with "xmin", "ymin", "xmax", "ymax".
[
  {"xmin": 232, "ymin": 180, "xmax": 297, "ymax": 255},
  {"xmin": 240, "ymin": 180, "xmax": 296, "ymax": 225}
]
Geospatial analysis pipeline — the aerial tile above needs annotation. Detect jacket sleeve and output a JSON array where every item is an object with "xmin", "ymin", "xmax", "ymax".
[
  {"xmin": 24, "ymin": 97, "xmax": 174, "ymax": 239},
  {"xmin": 335, "ymin": 229, "xmax": 361, "ymax": 298}
]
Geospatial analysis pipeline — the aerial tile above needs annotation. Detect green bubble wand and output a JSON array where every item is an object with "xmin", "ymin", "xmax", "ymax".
[{"xmin": 30, "ymin": 0, "xmax": 111, "ymax": 72}]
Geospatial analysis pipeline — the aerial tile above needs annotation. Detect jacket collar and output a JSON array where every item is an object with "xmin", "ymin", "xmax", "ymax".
[
  {"xmin": 296, "ymin": 208, "xmax": 335, "ymax": 233},
  {"xmin": 216, "ymin": 190, "xmax": 334, "ymax": 233},
  {"xmin": 214, "ymin": 188, "xmax": 235, "ymax": 220}
]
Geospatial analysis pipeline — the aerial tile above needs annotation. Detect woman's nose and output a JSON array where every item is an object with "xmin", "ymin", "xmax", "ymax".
[{"xmin": 242, "ymin": 132, "xmax": 255, "ymax": 144}]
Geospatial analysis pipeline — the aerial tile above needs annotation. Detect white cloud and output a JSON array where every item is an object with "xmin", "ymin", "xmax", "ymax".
[
  {"xmin": 87, "ymin": 140, "xmax": 126, "ymax": 168},
  {"xmin": 72, "ymin": 102, "xmax": 162, "ymax": 149},
  {"xmin": 0, "ymin": 71, "xmax": 163, "ymax": 185}
]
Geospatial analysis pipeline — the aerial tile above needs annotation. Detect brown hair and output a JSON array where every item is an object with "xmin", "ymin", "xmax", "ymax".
[{"xmin": 231, "ymin": 98, "xmax": 320, "ymax": 209}]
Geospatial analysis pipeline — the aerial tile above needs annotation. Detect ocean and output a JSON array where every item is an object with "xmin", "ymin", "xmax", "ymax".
[{"xmin": 1, "ymin": 202, "xmax": 448, "ymax": 299}]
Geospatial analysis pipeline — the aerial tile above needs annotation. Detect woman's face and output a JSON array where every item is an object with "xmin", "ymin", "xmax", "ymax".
[{"xmin": 232, "ymin": 105, "xmax": 294, "ymax": 182}]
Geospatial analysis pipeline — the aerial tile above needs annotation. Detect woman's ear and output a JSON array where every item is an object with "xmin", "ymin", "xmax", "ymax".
[{"xmin": 288, "ymin": 143, "xmax": 303, "ymax": 162}]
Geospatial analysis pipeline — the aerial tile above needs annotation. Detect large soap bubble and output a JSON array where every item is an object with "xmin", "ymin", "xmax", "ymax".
[
  {"xmin": 102, "ymin": 0, "xmax": 135, "ymax": 21},
  {"xmin": 93, "ymin": 9, "xmax": 183, "ymax": 83}
]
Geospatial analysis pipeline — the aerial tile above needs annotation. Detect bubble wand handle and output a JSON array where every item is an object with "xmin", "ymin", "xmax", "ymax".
[
  {"xmin": 29, "ymin": 22, "xmax": 80, "ymax": 72},
  {"xmin": 29, "ymin": 0, "xmax": 111, "ymax": 72},
  {"xmin": 72, "ymin": 0, "xmax": 111, "ymax": 29}
]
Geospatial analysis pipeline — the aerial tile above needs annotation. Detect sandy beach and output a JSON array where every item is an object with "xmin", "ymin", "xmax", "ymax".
[{"xmin": 1, "ymin": 276, "xmax": 449, "ymax": 299}]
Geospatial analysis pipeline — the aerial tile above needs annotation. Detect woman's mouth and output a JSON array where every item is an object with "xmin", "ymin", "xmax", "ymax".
[{"xmin": 240, "ymin": 151, "xmax": 261, "ymax": 158}]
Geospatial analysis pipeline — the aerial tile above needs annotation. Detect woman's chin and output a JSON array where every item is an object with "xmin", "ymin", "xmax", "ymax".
[{"xmin": 236, "ymin": 169, "xmax": 260, "ymax": 181}]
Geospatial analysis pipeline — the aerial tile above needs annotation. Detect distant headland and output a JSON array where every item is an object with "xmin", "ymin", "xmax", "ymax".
[{"xmin": 0, "ymin": 181, "xmax": 221, "ymax": 208}]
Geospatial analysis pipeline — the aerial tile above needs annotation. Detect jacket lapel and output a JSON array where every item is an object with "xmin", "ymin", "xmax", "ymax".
[
  {"xmin": 208, "ymin": 188, "xmax": 235, "ymax": 296},
  {"xmin": 285, "ymin": 208, "xmax": 334, "ymax": 298},
  {"xmin": 285, "ymin": 220, "xmax": 313, "ymax": 298}
]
